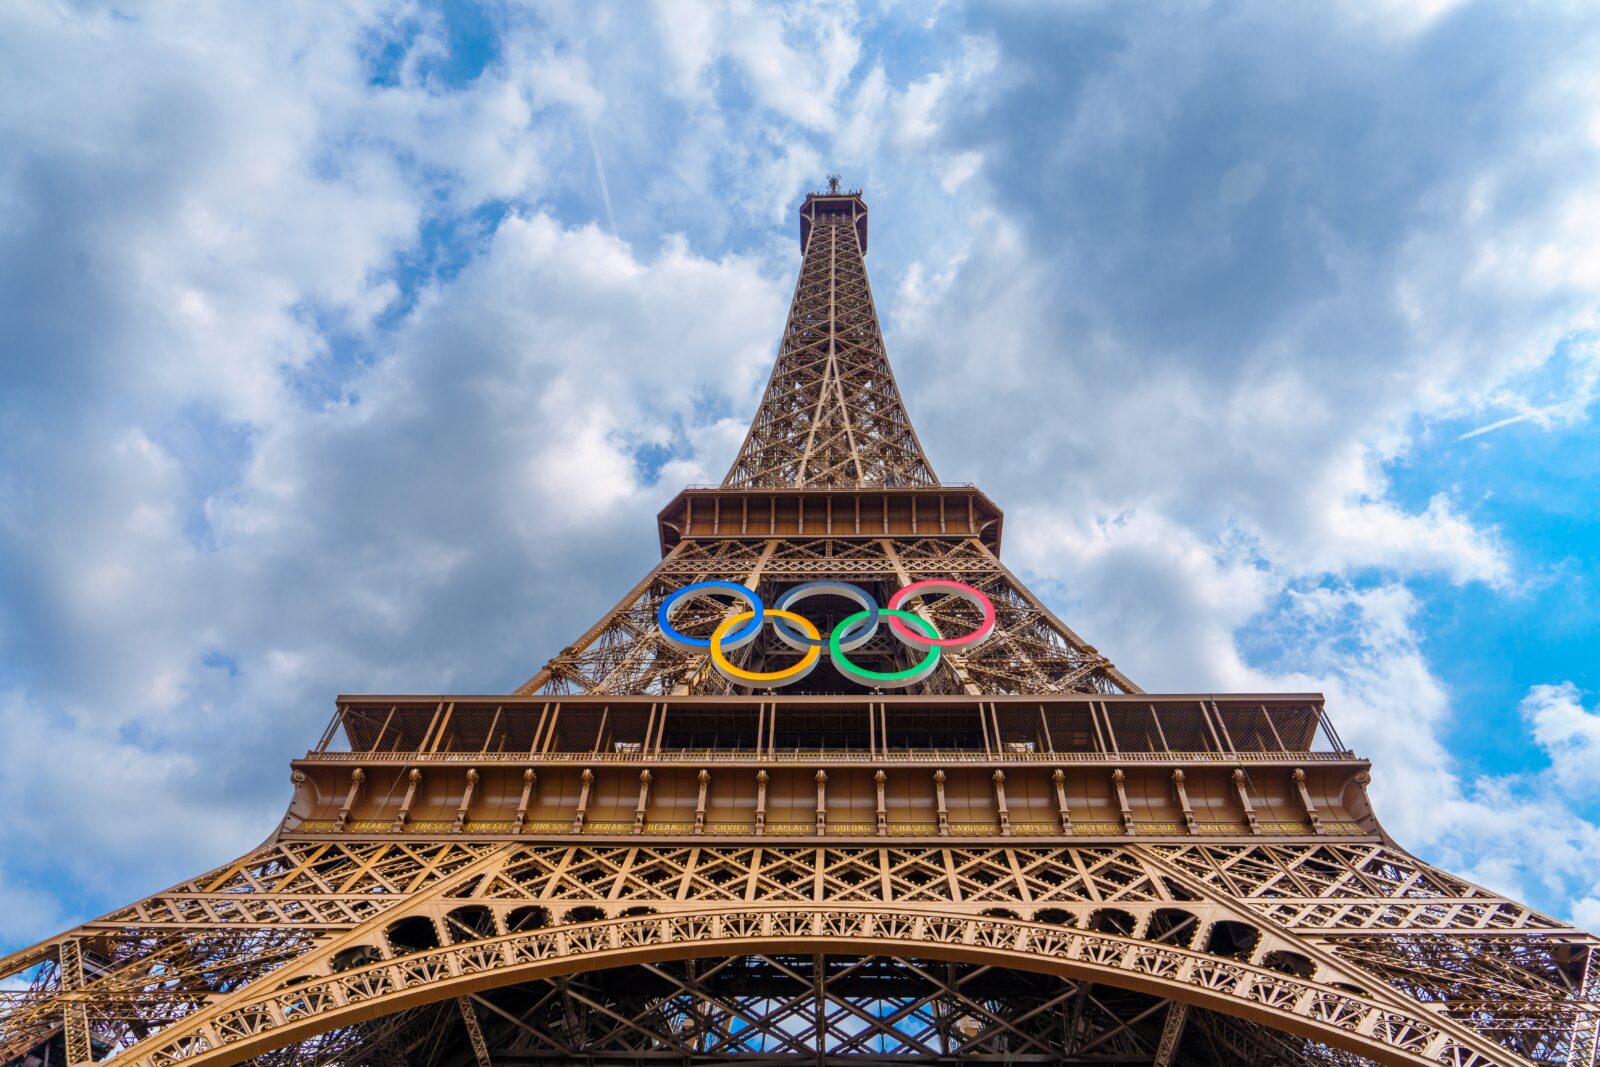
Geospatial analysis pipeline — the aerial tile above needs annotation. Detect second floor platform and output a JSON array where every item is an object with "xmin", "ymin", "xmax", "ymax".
[{"xmin": 310, "ymin": 693, "xmax": 1350, "ymax": 767}]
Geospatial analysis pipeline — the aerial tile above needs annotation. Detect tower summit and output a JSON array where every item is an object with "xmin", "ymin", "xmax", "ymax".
[
  {"xmin": 725, "ymin": 179, "xmax": 936, "ymax": 489},
  {"xmin": 2, "ymin": 184, "xmax": 1595, "ymax": 1067}
]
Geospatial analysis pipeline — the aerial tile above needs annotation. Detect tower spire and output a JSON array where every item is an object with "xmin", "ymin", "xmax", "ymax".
[{"xmin": 723, "ymin": 184, "xmax": 938, "ymax": 488}]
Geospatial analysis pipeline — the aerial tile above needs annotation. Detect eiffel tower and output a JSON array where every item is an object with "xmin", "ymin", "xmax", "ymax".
[{"xmin": 3, "ymin": 182, "xmax": 1596, "ymax": 1067}]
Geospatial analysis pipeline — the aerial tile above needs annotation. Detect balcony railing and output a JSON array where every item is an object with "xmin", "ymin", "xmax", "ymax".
[
  {"xmin": 298, "ymin": 747, "xmax": 1355, "ymax": 765},
  {"xmin": 309, "ymin": 693, "xmax": 1352, "ymax": 763}
]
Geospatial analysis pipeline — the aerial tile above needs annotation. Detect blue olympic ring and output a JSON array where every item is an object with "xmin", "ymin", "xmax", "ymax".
[{"xmin": 655, "ymin": 581, "xmax": 765, "ymax": 650}]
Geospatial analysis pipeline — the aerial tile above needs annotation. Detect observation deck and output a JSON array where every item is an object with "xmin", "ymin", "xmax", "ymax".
[
  {"xmin": 285, "ymin": 693, "xmax": 1376, "ymax": 844},
  {"xmin": 800, "ymin": 187, "xmax": 868, "ymax": 252},
  {"xmin": 656, "ymin": 484, "xmax": 1004, "ymax": 554}
]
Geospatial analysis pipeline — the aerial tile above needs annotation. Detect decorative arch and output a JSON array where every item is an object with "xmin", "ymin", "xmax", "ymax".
[{"xmin": 120, "ymin": 907, "xmax": 1506, "ymax": 1067}]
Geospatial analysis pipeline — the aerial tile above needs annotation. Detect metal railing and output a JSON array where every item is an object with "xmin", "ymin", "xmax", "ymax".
[
  {"xmin": 675, "ymin": 483, "xmax": 982, "ymax": 492},
  {"xmin": 302, "ymin": 747, "xmax": 1356, "ymax": 765},
  {"xmin": 313, "ymin": 694, "xmax": 1350, "ymax": 763}
]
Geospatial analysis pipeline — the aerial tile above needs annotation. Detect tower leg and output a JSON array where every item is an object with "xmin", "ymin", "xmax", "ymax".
[
  {"xmin": 1153, "ymin": 1000, "xmax": 1188, "ymax": 1067},
  {"xmin": 456, "ymin": 995, "xmax": 492, "ymax": 1067},
  {"xmin": 60, "ymin": 938, "xmax": 92, "ymax": 1066}
]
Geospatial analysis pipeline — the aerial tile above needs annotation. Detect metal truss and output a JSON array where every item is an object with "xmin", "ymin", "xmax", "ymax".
[
  {"xmin": 256, "ymin": 954, "xmax": 1388, "ymax": 1066},
  {"xmin": 0, "ymin": 841, "xmax": 499, "ymax": 1063},
  {"xmin": 724, "ymin": 196, "xmax": 936, "ymax": 490},
  {"xmin": 4, "ymin": 838, "xmax": 1593, "ymax": 1065},
  {"xmin": 519, "ymin": 536, "xmax": 1132, "ymax": 696}
]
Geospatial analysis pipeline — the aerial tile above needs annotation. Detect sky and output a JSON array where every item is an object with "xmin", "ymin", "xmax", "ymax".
[{"xmin": 1, "ymin": 0, "xmax": 1599, "ymax": 953}]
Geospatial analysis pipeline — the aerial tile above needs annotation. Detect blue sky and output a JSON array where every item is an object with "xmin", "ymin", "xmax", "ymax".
[{"xmin": 2, "ymin": 0, "xmax": 1599, "ymax": 951}]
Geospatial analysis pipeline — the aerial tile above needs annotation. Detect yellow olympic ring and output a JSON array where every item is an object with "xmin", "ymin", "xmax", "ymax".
[{"xmin": 710, "ymin": 609, "xmax": 821, "ymax": 684}]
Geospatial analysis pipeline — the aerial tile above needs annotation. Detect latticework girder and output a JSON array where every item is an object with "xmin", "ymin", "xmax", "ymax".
[
  {"xmin": 724, "ymin": 195, "xmax": 936, "ymax": 489},
  {"xmin": 3, "ymin": 837, "xmax": 1594, "ymax": 1066},
  {"xmin": 335, "ymin": 955, "xmax": 1380, "ymax": 1066}
]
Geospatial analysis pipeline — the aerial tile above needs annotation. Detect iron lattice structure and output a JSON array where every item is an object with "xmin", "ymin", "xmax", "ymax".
[
  {"xmin": 722, "ymin": 195, "xmax": 935, "ymax": 490},
  {"xmin": 3, "ymin": 185, "xmax": 1596, "ymax": 1067}
]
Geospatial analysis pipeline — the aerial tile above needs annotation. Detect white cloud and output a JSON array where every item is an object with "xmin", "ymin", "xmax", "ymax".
[
  {"xmin": 724, "ymin": 1, "xmax": 862, "ymax": 131},
  {"xmin": 1524, "ymin": 683, "xmax": 1600, "ymax": 797},
  {"xmin": 896, "ymin": 214, "xmax": 1515, "ymax": 592},
  {"xmin": 1341, "ymin": 0, "xmax": 1470, "ymax": 36},
  {"xmin": 0, "ymin": 690, "xmax": 271, "ymax": 905},
  {"xmin": 645, "ymin": 0, "xmax": 862, "ymax": 132},
  {"xmin": 0, "ymin": 863, "xmax": 66, "ymax": 951},
  {"xmin": 1009, "ymin": 508, "xmax": 1278, "ymax": 692}
]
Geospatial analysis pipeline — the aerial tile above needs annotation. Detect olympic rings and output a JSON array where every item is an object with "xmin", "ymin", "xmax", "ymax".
[{"xmin": 658, "ymin": 579, "xmax": 995, "ymax": 690}]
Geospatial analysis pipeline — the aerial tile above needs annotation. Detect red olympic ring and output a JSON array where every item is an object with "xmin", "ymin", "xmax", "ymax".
[{"xmin": 886, "ymin": 580, "xmax": 997, "ymax": 650}]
